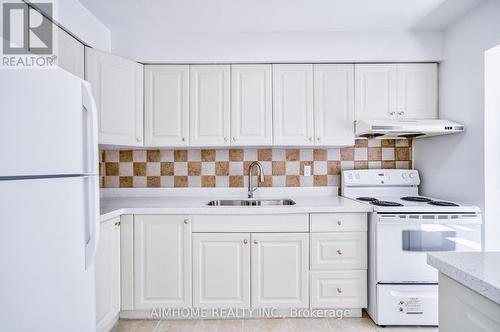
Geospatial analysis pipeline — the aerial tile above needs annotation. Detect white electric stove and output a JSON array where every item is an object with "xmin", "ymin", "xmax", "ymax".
[{"xmin": 342, "ymin": 169, "xmax": 482, "ymax": 327}]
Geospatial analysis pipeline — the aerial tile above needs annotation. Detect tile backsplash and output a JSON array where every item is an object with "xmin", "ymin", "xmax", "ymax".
[{"xmin": 100, "ymin": 139, "xmax": 412, "ymax": 188}]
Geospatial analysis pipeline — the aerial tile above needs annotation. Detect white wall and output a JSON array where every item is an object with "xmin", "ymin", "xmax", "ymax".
[
  {"xmin": 414, "ymin": 0, "xmax": 500, "ymax": 250},
  {"xmin": 110, "ymin": 29, "xmax": 443, "ymax": 63},
  {"xmin": 484, "ymin": 46, "xmax": 500, "ymax": 251},
  {"xmin": 28, "ymin": 0, "xmax": 111, "ymax": 51}
]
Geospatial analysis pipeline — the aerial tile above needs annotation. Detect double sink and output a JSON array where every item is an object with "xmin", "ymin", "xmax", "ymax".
[{"xmin": 207, "ymin": 199, "xmax": 296, "ymax": 206}]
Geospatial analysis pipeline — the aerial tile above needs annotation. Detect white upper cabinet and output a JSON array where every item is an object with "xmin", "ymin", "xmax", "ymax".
[
  {"xmin": 85, "ymin": 48, "xmax": 143, "ymax": 146},
  {"xmin": 355, "ymin": 64, "xmax": 397, "ymax": 120},
  {"xmin": 251, "ymin": 233, "xmax": 309, "ymax": 308},
  {"xmin": 193, "ymin": 233, "xmax": 250, "ymax": 309},
  {"xmin": 190, "ymin": 65, "xmax": 230, "ymax": 146},
  {"xmin": 231, "ymin": 65, "xmax": 273, "ymax": 146},
  {"xmin": 55, "ymin": 27, "xmax": 84, "ymax": 79},
  {"xmin": 134, "ymin": 215, "xmax": 192, "ymax": 309},
  {"xmin": 397, "ymin": 64, "xmax": 438, "ymax": 119},
  {"xmin": 273, "ymin": 64, "xmax": 314, "ymax": 146},
  {"xmin": 355, "ymin": 63, "xmax": 438, "ymax": 120},
  {"xmin": 144, "ymin": 65, "xmax": 189, "ymax": 146},
  {"xmin": 313, "ymin": 64, "xmax": 355, "ymax": 146}
]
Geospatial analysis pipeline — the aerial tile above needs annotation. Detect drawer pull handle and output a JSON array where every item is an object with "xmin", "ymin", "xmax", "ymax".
[
  {"xmin": 253, "ymin": 240, "xmax": 258, "ymax": 244},
  {"xmin": 184, "ymin": 219, "xmax": 190, "ymax": 224},
  {"xmin": 337, "ymin": 220, "xmax": 342, "ymax": 226},
  {"xmin": 337, "ymin": 249, "xmax": 343, "ymax": 255},
  {"xmin": 337, "ymin": 288, "xmax": 343, "ymax": 294},
  {"xmin": 243, "ymin": 239, "xmax": 248, "ymax": 244},
  {"xmin": 114, "ymin": 221, "xmax": 120, "ymax": 226}
]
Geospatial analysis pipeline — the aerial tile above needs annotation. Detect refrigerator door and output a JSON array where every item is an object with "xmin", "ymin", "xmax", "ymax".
[
  {"xmin": 0, "ymin": 176, "xmax": 99, "ymax": 332},
  {"xmin": 0, "ymin": 68, "xmax": 98, "ymax": 177}
]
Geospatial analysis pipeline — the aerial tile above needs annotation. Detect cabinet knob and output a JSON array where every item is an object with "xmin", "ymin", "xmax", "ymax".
[
  {"xmin": 232, "ymin": 137, "xmax": 237, "ymax": 142},
  {"xmin": 224, "ymin": 137, "xmax": 229, "ymax": 143},
  {"xmin": 182, "ymin": 137, "xmax": 186, "ymax": 142},
  {"xmin": 243, "ymin": 239, "xmax": 248, "ymax": 244},
  {"xmin": 136, "ymin": 137, "xmax": 142, "ymax": 142},
  {"xmin": 253, "ymin": 240, "xmax": 258, "ymax": 244},
  {"xmin": 337, "ymin": 249, "xmax": 343, "ymax": 255},
  {"xmin": 309, "ymin": 137, "xmax": 313, "ymax": 141},
  {"xmin": 184, "ymin": 219, "xmax": 190, "ymax": 224},
  {"xmin": 114, "ymin": 221, "xmax": 121, "ymax": 226},
  {"xmin": 317, "ymin": 137, "xmax": 321, "ymax": 141},
  {"xmin": 337, "ymin": 220, "xmax": 342, "ymax": 226},
  {"xmin": 337, "ymin": 288, "xmax": 343, "ymax": 294},
  {"xmin": 398, "ymin": 111, "xmax": 405, "ymax": 116},
  {"xmin": 389, "ymin": 112, "xmax": 396, "ymax": 116}
]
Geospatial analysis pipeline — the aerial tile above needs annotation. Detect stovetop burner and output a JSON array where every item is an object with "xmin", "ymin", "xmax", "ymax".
[
  {"xmin": 370, "ymin": 200, "xmax": 404, "ymax": 207},
  {"xmin": 357, "ymin": 197, "xmax": 378, "ymax": 202},
  {"xmin": 428, "ymin": 201, "xmax": 459, "ymax": 207},
  {"xmin": 401, "ymin": 196, "xmax": 433, "ymax": 202}
]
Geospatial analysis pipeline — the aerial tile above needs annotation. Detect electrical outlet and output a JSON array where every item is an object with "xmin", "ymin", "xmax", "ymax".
[{"xmin": 304, "ymin": 165, "xmax": 312, "ymax": 177}]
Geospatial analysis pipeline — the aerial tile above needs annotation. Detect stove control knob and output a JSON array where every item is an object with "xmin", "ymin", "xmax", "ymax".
[
  {"xmin": 409, "ymin": 173, "xmax": 415, "ymax": 179},
  {"xmin": 402, "ymin": 173, "xmax": 407, "ymax": 179}
]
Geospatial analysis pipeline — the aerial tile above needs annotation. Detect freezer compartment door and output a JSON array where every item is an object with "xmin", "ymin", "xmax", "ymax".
[
  {"xmin": 375, "ymin": 284, "xmax": 438, "ymax": 326},
  {"xmin": 0, "ymin": 68, "xmax": 98, "ymax": 176},
  {"xmin": 0, "ymin": 176, "xmax": 98, "ymax": 332}
]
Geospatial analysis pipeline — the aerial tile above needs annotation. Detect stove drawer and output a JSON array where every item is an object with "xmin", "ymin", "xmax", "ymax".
[
  {"xmin": 310, "ymin": 271, "xmax": 367, "ymax": 308},
  {"xmin": 311, "ymin": 233, "xmax": 367, "ymax": 270},
  {"xmin": 310, "ymin": 213, "xmax": 367, "ymax": 232}
]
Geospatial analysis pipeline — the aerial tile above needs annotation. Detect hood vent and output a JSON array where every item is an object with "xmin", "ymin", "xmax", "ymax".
[{"xmin": 355, "ymin": 119, "xmax": 465, "ymax": 139}]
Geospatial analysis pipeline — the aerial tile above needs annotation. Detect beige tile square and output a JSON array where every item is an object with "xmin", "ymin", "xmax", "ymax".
[
  {"xmin": 119, "ymin": 150, "xmax": 133, "ymax": 162},
  {"xmin": 382, "ymin": 160, "xmax": 396, "ymax": 169},
  {"xmin": 300, "ymin": 161, "xmax": 314, "ymax": 175},
  {"xmin": 119, "ymin": 162, "xmax": 133, "ymax": 176},
  {"xmin": 314, "ymin": 175, "xmax": 327, "ymax": 186},
  {"xmin": 174, "ymin": 176, "xmax": 188, "ymax": 187},
  {"xmin": 355, "ymin": 161, "xmax": 369, "ymax": 169},
  {"xmin": 174, "ymin": 162, "xmax": 188, "ymax": 176},
  {"xmin": 381, "ymin": 139, "xmax": 395, "ymax": 148},
  {"xmin": 160, "ymin": 176, "xmax": 174, "ymax": 187},
  {"xmin": 327, "ymin": 160, "xmax": 341, "ymax": 175},
  {"xmin": 216, "ymin": 176, "xmax": 229, "ymax": 187},
  {"xmin": 272, "ymin": 161, "xmax": 286, "ymax": 175},
  {"xmin": 146, "ymin": 162, "xmax": 160, "ymax": 176},
  {"xmin": 286, "ymin": 149, "xmax": 300, "ymax": 161},
  {"xmin": 314, "ymin": 161, "xmax": 327, "ymax": 175},
  {"xmin": 215, "ymin": 161, "xmax": 229, "ymax": 176},
  {"xmin": 133, "ymin": 150, "xmax": 147, "ymax": 162},
  {"xmin": 381, "ymin": 148, "xmax": 395, "ymax": 160},
  {"xmin": 314, "ymin": 149, "xmax": 327, "ymax": 161},
  {"xmin": 104, "ymin": 176, "xmax": 119, "ymax": 188},
  {"xmin": 300, "ymin": 175, "xmax": 314, "ymax": 187},
  {"xmin": 229, "ymin": 149, "xmax": 244, "ymax": 161},
  {"xmin": 286, "ymin": 175, "xmax": 300, "ymax": 187},
  {"xmin": 340, "ymin": 147, "xmax": 354, "ymax": 161},
  {"xmin": 201, "ymin": 176, "xmax": 216, "ymax": 187},
  {"xmin": 216, "ymin": 149, "xmax": 229, "ymax": 161},
  {"xmin": 229, "ymin": 175, "xmax": 244, "ymax": 187},
  {"xmin": 188, "ymin": 149, "xmax": 201, "ymax": 161},
  {"xmin": 355, "ymin": 139, "xmax": 368, "ymax": 147},
  {"xmin": 229, "ymin": 162, "xmax": 244, "ymax": 175},
  {"xmin": 160, "ymin": 150, "xmax": 174, "ymax": 162},
  {"xmin": 147, "ymin": 176, "xmax": 160, "ymax": 187},
  {"xmin": 395, "ymin": 147, "xmax": 410, "ymax": 161},
  {"xmin": 188, "ymin": 176, "xmax": 201, "ymax": 187},
  {"xmin": 272, "ymin": 176, "xmax": 286, "ymax": 187},
  {"xmin": 104, "ymin": 150, "xmax": 119, "ymax": 162},
  {"xmin": 147, "ymin": 150, "xmax": 161, "ymax": 162},
  {"xmin": 133, "ymin": 162, "xmax": 146, "ymax": 176},
  {"xmin": 201, "ymin": 162, "xmax": 215, "ymax": 176},
  {"xmin": 133, "ymin": 176, "xmax": 146, "ymax": 187},
  {"xmin": 300, "ymin": 149, "xmax": 313, "ymax": 161},
  {"xmin": 119, "ymin": 176, "xmax": 133, "ymax": 188},
  {"xmin": 273, "ymin": 149, "xmax": 286, "ymax": 161},
  {"xmin": 105, "ymin": 162, "xmax": 119, "ymax": 176},
  {"xmin": 258, "ymin": 149, "xmax": 273, "ymax": 161},
  {"xmin": 368, "ymin": 148, "xmax": 382, "ymax": 161},
  {"xmin": 327, "ymin": 148, "xmax": 340, "ymax": 160},
  {"xmin": 354, "ymin": 148, "xmax": 368, "ymax": 161},
  {"xmin": 244, "ymin": 148, "xmax": 257, "ymax": 161},
  {"xmin": 286, "ymin": 161, "xmax": 300, "ymax": 175}
]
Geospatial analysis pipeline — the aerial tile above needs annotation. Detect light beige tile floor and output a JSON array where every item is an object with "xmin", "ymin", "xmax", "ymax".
[{"xmin": 111, "ymin": 316, "xmax": 438, "ymax": 332}]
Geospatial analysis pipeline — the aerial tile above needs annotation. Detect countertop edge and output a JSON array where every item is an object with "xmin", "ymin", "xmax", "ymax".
[{"xmin": 427, "ymin": 254, "xmax": 500, "ymax": 305}]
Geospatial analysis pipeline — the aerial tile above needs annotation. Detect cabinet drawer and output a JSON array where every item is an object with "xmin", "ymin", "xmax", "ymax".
[
  {"xmin": 310, "ymin": 233, "xmax": 367, "ymax": 270},
  {"xmin": 310, "ymin": 271, "xmax": 367, "ymax": 309},
  {"xmin": 192, "ymin": 214, "xmax": 308, "ymax": 232},
  {"xmin": 310, "ymin": 213, "xmax": 367, "ymax": 232}
]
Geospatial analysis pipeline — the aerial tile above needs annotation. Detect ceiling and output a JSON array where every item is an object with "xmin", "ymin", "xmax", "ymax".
[{"xmin": 79, "ymin": 0, "xmax": 481, "ymax": 34}]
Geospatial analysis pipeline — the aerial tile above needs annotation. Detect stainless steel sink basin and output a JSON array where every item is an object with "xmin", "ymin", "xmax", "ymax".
[{"xmin": 207, "ymin": 199, "xmax": 296, "ymax": 206}]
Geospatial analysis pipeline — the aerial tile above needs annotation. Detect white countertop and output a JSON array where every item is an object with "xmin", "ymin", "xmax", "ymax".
[
  {"xmin": 427, "ymin": 252, "xmax": 500, "ymax": 305},
  {"xmin": 100, "ymin": 187, "xmax": 372, "ymax": 221}
]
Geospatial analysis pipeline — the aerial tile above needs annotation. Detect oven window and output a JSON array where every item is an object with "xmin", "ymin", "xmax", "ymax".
[{"xmin": 402, "ymin": 230, "xmax": 457, "ymax": 251}]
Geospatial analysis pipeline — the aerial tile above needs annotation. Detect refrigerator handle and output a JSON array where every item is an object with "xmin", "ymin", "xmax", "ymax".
[
  {"xmin": 81, "ymin": 81, "xmax": 99, "ymax": 175},
  {"xmin": 84, "ymin": 175, "xmax": 100, "ymax": 270}
]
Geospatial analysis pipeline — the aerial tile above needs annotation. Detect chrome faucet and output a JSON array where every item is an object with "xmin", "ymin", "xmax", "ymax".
[{"xmin": 247, "ymin": 161, "xmax": 265, "ymax": 199}]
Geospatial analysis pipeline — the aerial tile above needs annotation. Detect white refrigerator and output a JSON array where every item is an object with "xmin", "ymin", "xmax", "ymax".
[{"xmin": 0, "ymin": 68, "xmax": 100, "ymax": 332}]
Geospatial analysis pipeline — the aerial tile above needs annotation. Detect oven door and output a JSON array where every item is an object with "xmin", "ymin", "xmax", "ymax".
[{"xmin": 376, "ymin": 213, "xmax": 481, "ymax": 283}]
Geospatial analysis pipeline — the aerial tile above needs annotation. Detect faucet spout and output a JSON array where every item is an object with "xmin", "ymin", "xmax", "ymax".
[{"xmin": 248, "ymin": 161, "xmax": 265, "ymax": 199}]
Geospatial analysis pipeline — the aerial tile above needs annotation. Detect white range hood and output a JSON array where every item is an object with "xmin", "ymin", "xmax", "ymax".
[{"xmin": 355, "ymin": 119, "xmax": 465, "ymax": 139}]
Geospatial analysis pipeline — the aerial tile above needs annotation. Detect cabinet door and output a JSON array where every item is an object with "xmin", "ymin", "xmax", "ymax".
[
  {"xmin": 231, "ymin": 64, "xmax": 272, "ymax": 146},
  {"xmin": 251, "ymin": 233, "xmax": 309, "ymax": 308},
  {"xmin": 134, "ymin": 215, "xmax": 192, "ymax": 309},
  {"xmin": 95, "ymin": 217, "xmax": 120, "ymax": 332},
  {"xmin": 273, "ymin": 65, "xmax": 314, "ymax": 145},
  {"xmin": 314, "ymin": 64, "xmax": 355, "ymax": 146},
  {"xmin": 193, "ymin": 233, "xmax": 250, "ymax": 309},
  {"xmin": 355, "ymin": 64, "xmax": 397, "ymax": 120},
  {"xmin": 310, "ymin": 271, "xmax": 367, "ymax": 309},
  {"xmin": 397, "ymin": 64, "xmax": 438, "ymax": 119},
  {"xmin": 55, "ymin": 27, "xmax": 84, "ymax": 79},
  {"xmin": 85, "ymin": 48, "xmax": 143, "ymax": 146},
  {"xmin": 310, "ymin": 232, "xmax": 367, "ymax": 270},
  {"xmin": 144, "ymin": 65, "xmax": 189, "ymax": 146},
  {"xmin": 190, "ymin": 65, "xmax": 230, "ymax": 146}
]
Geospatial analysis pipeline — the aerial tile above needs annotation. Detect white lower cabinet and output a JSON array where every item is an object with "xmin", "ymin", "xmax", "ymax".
[
  {"xmin": 95, "ymin": 217, "xmax": 120, "ymax": 332},
  {"xmin": 310, "ymin": 271, "xmax": 367, "ymax": 309},
  {"xmin": 134, "ymin": 215, "xmax": 192, "ymax": 309},
  {"xmin": 251, "ymin": 233, "xmax": 309, "ymax": 308},
  {"xmin": 193, "ymin": 233, "xmax": 250, "ymax": 308}
]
